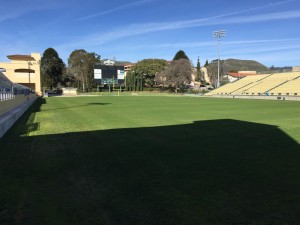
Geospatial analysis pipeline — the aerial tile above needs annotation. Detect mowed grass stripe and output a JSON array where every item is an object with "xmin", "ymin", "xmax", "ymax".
[{"xmin": 34, "ymin": 96, "xmax": 300, "ymax": 140}]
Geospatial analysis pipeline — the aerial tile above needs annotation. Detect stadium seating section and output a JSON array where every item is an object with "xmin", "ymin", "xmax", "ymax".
[{"xmin": 207, "ymin": 72, "xmax": 300, "ymax": 96}]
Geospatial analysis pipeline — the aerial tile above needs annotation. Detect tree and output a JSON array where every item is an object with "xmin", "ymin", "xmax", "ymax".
[
  {"xmin": 131, "ymin": 59, "xmax": 167, "ymax": 87},
  {"xmin": 158, "ymin": 58, "xmax": 192, "ymax": 93},
  {"xmin": 67, "ymin": 50, "xmax": 100, "ymax": 92},
  {"xmin": 196, "ymin": 57, "xmax": 203, "ymax": 82},
  {"xmin": 270, "ymin": 65, "xmax": 275, "ymax": 74},
  {"xmin": 41, "ymin": 48, "xmax": 65, "ymax": 90},
  {"xmin": 206, "ymin": 60, "xmax": 224, "ymax": 88},
  {"xmin": 125, "ymin": 70, "xmax": 144, "ymax": 91},
  {"xmin": 125, "ymin": 71, "xmax": 133, "ymax": 91},
  {"xmin": 173, "ymin": 50, "xmax": 189, "ymax": 60},
  {"xmin": 204, "ymin": 59, "xmax": 209, "ymax": 67}
]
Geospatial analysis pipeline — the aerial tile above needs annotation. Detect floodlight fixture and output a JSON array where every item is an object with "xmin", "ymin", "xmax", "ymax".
[{"xmin": 213, "ymin": 30, "xmax": 227, "ymax": 39}]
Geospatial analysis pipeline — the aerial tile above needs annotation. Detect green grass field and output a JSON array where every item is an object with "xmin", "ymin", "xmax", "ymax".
[{"xmin": 1, "ymin": 96, "xmax": 300, "ymax": 225}]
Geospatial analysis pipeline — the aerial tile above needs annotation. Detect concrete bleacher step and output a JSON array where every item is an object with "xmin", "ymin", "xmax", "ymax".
[
  {"xmin": 267, "ymin": 80, "xmax": 290, "ymax": 93},
  {"xmin": 206, "ymin": 72, "xmax": 300, "ymax": 96}
]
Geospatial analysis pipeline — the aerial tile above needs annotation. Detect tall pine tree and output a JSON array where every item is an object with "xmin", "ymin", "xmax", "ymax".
[
  {"xmin": 41, "ymin": 48, "xmax": 65, "ymax": 90},
  {"xmin": 196, "ymin": 57, "xmax": 201, "ymax": 82},
  {"xmin": 173, "ymin": 50, "xmax": 189, "ymax": 60}
]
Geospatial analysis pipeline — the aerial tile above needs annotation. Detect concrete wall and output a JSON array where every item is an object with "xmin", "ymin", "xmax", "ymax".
[
  {"xmin": 0, "ymin": 94, "xmax": 37, "ymax": 138},
  {"xmin": 206, "ymin": 94, "xmax": 300, "ymax": 101},
  {"xmin": 292, "ymin": 66, "xmax": 300, "ymax": 72},
  {"xmin": 0, "ymin": 94, "xmax": 37, "ymax": 116},
  {"xmin": 238, "ymin": 71, "xmax": 257, "ymax": 74},
  {"xmin": 226, "ymin": 75, "xmax": 238, "ymax": 83},
  {"xmin": 62, "ymin": 88, "xmax": 77, "ymax": 96}
]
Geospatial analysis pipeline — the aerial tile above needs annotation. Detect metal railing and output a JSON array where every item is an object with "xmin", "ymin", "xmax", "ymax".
[{"xmin": 0, "ymin": 83, "xmax": 32, "ymax": 102}]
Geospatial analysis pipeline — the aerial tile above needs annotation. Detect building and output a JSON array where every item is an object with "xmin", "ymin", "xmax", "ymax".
[
  {"xmin": 226, "ymin": 71, "xmax": 257, "ymax": 82},
  {"xmin": 124, "ymin": 63, "xmax": 135, "ymax": 74},
  {"xmin": 292, "ymin": 66, "xmax": 300, "ymax": 72},
  {"xmin": 0, "ymin": 53, "xmax": 42, "ymax": 95}
]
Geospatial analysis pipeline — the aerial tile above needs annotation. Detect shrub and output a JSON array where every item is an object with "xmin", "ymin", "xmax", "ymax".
[{"xmin": 143, "ymin": 87, "xmax": 160, "ymax": 92}]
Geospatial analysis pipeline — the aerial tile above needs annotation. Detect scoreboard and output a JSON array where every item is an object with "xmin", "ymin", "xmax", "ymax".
[{"xmin": 94, "ymin": 64, "xmax": 125, "ymax": 84}]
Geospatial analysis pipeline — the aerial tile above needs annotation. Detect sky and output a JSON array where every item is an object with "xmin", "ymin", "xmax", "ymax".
[{"xmin": 0, "ymin": 0, "xmax": 300, "ymax": 67}]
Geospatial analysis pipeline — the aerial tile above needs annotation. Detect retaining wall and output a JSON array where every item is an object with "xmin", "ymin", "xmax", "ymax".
[
  {"xmin": 0, "ymin": 94, "xmax": 37, "ymax": 138},
  {"xmin": 206, "ymin": 95, "xmax": 300, "ymax": 101}
]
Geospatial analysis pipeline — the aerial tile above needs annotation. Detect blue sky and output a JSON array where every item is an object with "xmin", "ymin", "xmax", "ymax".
[{"xmin": 1, "ymin": 0, "xmax": 300, "ymax": 67}]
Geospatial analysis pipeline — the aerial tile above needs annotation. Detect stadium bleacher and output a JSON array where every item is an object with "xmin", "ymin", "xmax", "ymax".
[
  {"xmin": 206, "ymin": 72, "xmax": 300, "ymax": 96},
  {"xmin": 269, "ymin": 76, "xmax": 300, "ymax": 96}
]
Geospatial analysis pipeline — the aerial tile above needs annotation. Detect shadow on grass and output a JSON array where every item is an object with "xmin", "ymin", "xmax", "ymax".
[
  {"xmin": 87, "ymin": 103, "xmax": 111, "ymax": 106},
  {"xmin": 40, "ymin": 101, "xmax": 111, "ymax": 112},
  {"xmin": 0, "ymin": 99, "xmax": 300, "ymax": 225}
]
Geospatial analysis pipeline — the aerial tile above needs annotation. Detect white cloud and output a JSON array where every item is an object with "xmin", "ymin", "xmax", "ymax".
[
  {"xmin": 53, "ymin": 7, "xmax": 300, "ymax": 64},
  {"xmin": 63, "ymin": 10, "xmax": 300, "ymax": 47},
  {"xmin": 131, "ymin": 38, "xmax": 300, "ymax": 50},
  {"xmin": 220, "ymin": 10, "xmax": 300, "ymax": 24},
  {"xmin": 52, "ymin": 0, "xmax": 299, "ymax": 65},
  {"xmin": 0, "ymin": 0, "xmax": 65, "ymax": 23},
  {"xmin": 75, "ymin": 0, "xmax": 152, "ymax": 21}
]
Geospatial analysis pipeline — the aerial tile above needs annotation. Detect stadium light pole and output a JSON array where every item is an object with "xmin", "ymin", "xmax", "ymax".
[{"xmin": 213, "ymin": 30, "xmax": 226, "ymax": 88}]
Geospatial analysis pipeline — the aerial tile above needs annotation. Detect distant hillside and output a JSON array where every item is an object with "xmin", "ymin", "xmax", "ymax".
[{"xmin": 213, "ymin": 59, "xmax": 269, "ymax": 73}]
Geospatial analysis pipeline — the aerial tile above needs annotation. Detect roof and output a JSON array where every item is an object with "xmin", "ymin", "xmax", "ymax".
[
  {"xmin": 0, "ymin": 72, "xmax": 12, "ymax": 87},
  {"xmin": 7, "ymin": 54, "xmax": 36, "ymax": 61},
  {"xmin": 228, "ymin": 72, "xmax": 257, "ymax": 78}
]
